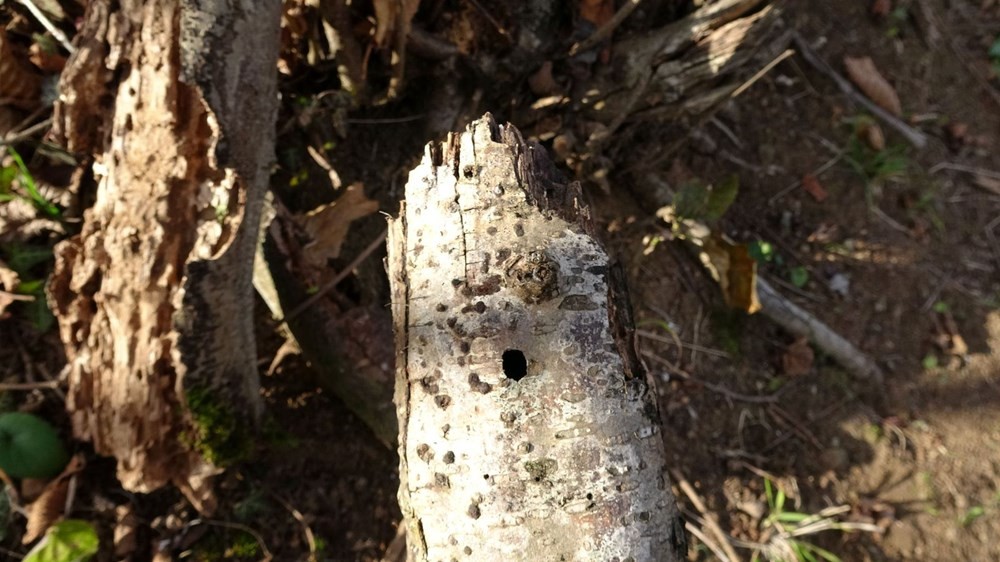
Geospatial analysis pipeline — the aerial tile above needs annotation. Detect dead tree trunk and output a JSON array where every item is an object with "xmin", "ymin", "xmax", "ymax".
[
  {"xmin": 47, "ymin": 0, "xmax": 281, "ymax": 512},
  {"xmin": 387, "ymin": 114, "xmax": 683, "ymax": 561}
]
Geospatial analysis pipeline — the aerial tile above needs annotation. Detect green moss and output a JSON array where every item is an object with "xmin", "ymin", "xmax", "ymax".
[
  {"xmin": 189, "ymin": 529, "xmax": 260, "ymax": 562},
  {"xmin": 184, "ymin": 385, "xmax": 254, "ymax": 466}
]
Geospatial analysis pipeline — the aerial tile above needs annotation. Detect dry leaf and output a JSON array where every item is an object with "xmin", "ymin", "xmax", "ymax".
[
  {"xmin": 114, "ymin": 504, "xmax": 139, "ymax": 558},
  {"xmin": 699, "ymin": 234, "xmax": 762, "ymax": 314},
  {"xmin": 973, "ymin": 174, "xmax": 1000, "ymax": 195},
  {"xmin": 528, "ymin": 61, "xmax": 560, "ymax": 96},
  {"xmin": 870, "ymin": 0, "xmax": 892, "ymax": 17},
  {"xmin": 858, "ymin": 121, "xmax": 886, "ymax": 150},
  {"xmin": 579, "ymin": 0, "xmax": 614, "ymax": 27},
  {"xmin": 931, "ymin": 309, "xmax": 969, "ymax": 366},
  {"xmin": 299, "ymin": 182, "xmax": 379, "ymax": 268},
  {"xmin": 782, "ymin": 337, "xmax": 814, "ymax": 377},
  {"xmin": 843, "ymin": 56, "xmax": 902, "ymax": 116},
  {"xmin": 801, "ymin": 174, "xmax": 829, "ymax": 202},
  {"xmin": 23, "ymin": 455, "xmax": 85, "ymax": 544},
  {"xmin": 0, "ymin": 259, "xmax": 23, "ymax": 317},
  {"xmin": 28, "ymin": 42, "xmax": 67, "ymax": 73},
  {"xmin": 0, "ymin": 29, "xmax": 41, "ymax": 109},
  {"xmin": 373, "ymin": 0, "xmax": 421, "ymax": 47}
]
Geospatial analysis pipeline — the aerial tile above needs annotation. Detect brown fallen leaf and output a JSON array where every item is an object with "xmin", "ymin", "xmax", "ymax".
[
  {"xmin": 114, "ymin": 503, "xmax": 140, "ymax": 559},
  {"xmin": 973, "ymin": 174, "xmax": 1000, "ymax": 195},
  {"xmin": 299, "ymin": 182, "xmax": 379, "ymax": 269},
  {"xmin": 579, "ymin": 0, "xmax": 614, "ymax": 27},
  {"xmin": 0, "ymin": 29, "xmax": 41, "ymax": 110},
  {"xmin": 858, "ymin": 120, "xmax": 886, "ymax": 150},
  {"xmin": 801, "ymin": 174, "xmax": 829, "ymax": 202},
  {"xmin": 930, "ymin": 308, "xmax": 969, "ymax": 368},
  {"xmin": 528, "ymin": 61, "xmax": 560, "ymax": 96},
  {"xmin": 782, "ymin": 337, "xmax": 815, "ymax": 377},
  {"xmin": 699, "ymin": 233, "xmax": 762, "ymax": 314},
  {"xmin": 373, "ymin": 0, "xmax": 421, "ymax": 47},
  {"xmin": 843, "ymin": 56, "xmax": 903, "ymax": 116},
  {"xmin": 870, "ymin": 0, "xmax": 892, "ymax": 17},
  {"xmin": 23, "ymin": 455, "xmax": 85, "ymax": 544}
]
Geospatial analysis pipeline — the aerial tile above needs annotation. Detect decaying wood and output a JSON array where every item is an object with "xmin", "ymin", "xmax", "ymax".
[
  {"xmin": 586, "ymin": 0, "xmax": 781, "ymax": 125},
  {"xmin": 47, "ymin": 0, "xmax": 281, "ymax": 511},
  {"xmin": 387, "ymin": 114, "xmax": 682, "ymax": 561}
]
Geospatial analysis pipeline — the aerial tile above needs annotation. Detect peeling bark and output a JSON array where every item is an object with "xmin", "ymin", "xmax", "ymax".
[
  {"xmin": 47, "ymin": 0, "xmax": 281, "ymax": 511},
  {"xmin": 387, "ymin": 115, "xmax": 683, "ymax": 561}
]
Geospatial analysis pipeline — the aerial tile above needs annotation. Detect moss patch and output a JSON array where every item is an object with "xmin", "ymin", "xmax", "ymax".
[{"xmin": 184, "ymin": 385, "xmax": 254, "ymax": 466}]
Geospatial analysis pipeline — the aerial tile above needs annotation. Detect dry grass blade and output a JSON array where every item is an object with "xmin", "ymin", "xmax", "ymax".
[{"xmin": 843, "ymin": 56, "xmax": 902, "ymax": 116}]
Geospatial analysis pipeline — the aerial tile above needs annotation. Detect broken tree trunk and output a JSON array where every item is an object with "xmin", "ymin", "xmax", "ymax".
[
  {"xmin": 387, "ymin": 114, "xmax": 683, "ymax": 561},
  {"xmin": 47, "ymin": 0, "xmax": 282, "ymax": 511}
]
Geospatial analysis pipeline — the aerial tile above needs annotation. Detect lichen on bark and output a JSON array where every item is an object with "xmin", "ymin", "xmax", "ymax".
[{"xmin": 387, "ymin": 114, "xmax": 683, "ymax": 561}]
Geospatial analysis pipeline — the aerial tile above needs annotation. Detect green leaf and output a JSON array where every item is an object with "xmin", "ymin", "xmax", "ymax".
[
  {"xmin": 674, "ymin": 175, "xmax": 741, "ymax": 223},
  {"xmin": 23, "ymin": 520, "xmax": 98, "ymax": 562},
  {"xmin": 922, "ymin": 353, "xmax": 939, "ymax": 370},
  {"xmin": 748, "ymin": 240, "xmax": 775, "ymax": 263},
  {"xmin": 960, "ymin": 506, "xmax": 985, "ymax": 527},
  {"xmin": 0, "ymin": 165, "xmax": 17, "ymax": 194},
  {"xmin": 25, "ymin": 291, "xmax": 55, "ymax": 333},
  {"xmin": 674, "ymin": 179, "xmax": 711, "ymax": 221},
  {"xmin": 0, "ymin": 412, "xmax": 69, "ymax": 479},
  {"xmin": 704, "ymin": 175, "xmax": 740, "ymax": 221},
  {"xmin": 932, "ymin": 301, "xmax": 949, "ymax": 313},
  {"xmin": 3, "ymin": 243, "xmax": 54, "ymax": 275},
  {"xmin": 989, "ymin": 36, "xmax": 1000, "ymax": 59},
  {"xmin": 789, "ymin": 266, "xmax": 809, "ymax": 288}
]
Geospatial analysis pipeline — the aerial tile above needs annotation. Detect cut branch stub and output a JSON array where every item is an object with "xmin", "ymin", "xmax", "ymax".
[{"xmin": 387, "ymin": 114, "xmax": 682, "ymax": 561}]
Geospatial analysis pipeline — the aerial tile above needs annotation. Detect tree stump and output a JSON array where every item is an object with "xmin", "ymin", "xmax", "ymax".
[
  {"xmin": 387, "ymin": 114, "xmax": 683, "ymax": 561},
  {"xmin": 47, "ymin": 0, "xmax": 282, "ymax": 511}
]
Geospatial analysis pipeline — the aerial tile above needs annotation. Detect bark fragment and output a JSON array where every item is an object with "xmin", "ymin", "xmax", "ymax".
[{"xmin": 387, "ymin": 114, "xmax": 682, "ymax": 561}]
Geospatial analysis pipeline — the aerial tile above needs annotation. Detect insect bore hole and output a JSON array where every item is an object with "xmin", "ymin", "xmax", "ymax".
[{"xmin": 502, "ymin": 349, "xmax": 528, "ymax": 381}]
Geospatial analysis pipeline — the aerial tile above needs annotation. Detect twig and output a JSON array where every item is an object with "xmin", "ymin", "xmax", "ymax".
[
  {"xmin": 569, "ymin": 0, "xmax": 643, "ymax": 56},
  {"xmin": 768, "ymin": 150, "xmax": 844, "ymax": 205},
  {"xmin": 792, "ymin": 33, "xmax": 928, "ymax": 149},
  {"xmin": 0, "ymin": 118, "xmax": 54, "ymax": 147},
  {"xmin": 464, "ymin": 0, "xmax": 509, "ymax": 37},
  {"xmin": 643, "ymin": 350, "xmax": 780, "ymax": 404},
  {"xmin": 757, "ymin": 277, "xmax": 884, "ymax": 383},
  {"xmin": 710, "ymin": 117, "xmax": 744, "ymax": 149},
  {"xmin": 636, "ymin": 329, "xmax": 731, "ymax": 359},
  {"xmin": 15, "ymin": 0, "xmax": 75, "ymax": 54},
  {"xmin": 191, "ymin": 519, "xmax": 273, "ymax": 562},
  {"xmin": 670, "ymin": 470, "xmax": 741, "ymax": 562},
  {"xmin": 929, "ymin": 161, "xmax": 1000, "ymax": 181},
  {"xmin": 683, "ymin": 518, "xmax": 732, "ymax": 562},
  {"xmin": 0, "ymin": 380, "xmax": 60, "ymax": 391},
  {"xmin": 281, "ymin": 229, "xmax": 387, "ymax": 323},
  {"xmin": 268, "ymin": 492, "xmax": 317, "ymax": 561},
  {"xmin": 731, "ymin": 48, "xmax": 795, "ymax": 98}
]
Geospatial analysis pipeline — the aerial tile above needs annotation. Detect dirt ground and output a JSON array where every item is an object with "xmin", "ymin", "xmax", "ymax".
[{"xmin": 2, "ymin": 0, "xmax": 999, "ymax": 561}]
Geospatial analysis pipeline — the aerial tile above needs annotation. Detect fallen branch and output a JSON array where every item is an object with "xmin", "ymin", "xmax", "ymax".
[
  {"xmin": 792, "ymin": 33, "xmax": 928, "ymax": 149},
  {"xmin": 757, "ymin": 277, "xmax": 884, "ymax": 383}
]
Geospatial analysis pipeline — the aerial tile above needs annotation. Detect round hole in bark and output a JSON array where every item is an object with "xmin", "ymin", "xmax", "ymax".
[{"xmin": 502, "ymin": 349, "xmax": 527, "ymax": 381}]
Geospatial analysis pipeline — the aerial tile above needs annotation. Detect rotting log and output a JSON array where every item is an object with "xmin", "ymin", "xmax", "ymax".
[
  {"xmin": 386, "ymin": 114, "xmax": 684, "ymax": 561},
  {"xmin": 47, "ymin": 0, "xmax": 282, "ymax": 512}
]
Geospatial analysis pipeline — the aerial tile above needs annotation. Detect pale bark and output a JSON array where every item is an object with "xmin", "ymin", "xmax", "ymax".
[
  {"xmin": 387, "ymin": 115, "xmax": 683, "ymax": 561},
  {"xmin": 47, "ymin": 0, "xmax": 281, "ymax": 511}
]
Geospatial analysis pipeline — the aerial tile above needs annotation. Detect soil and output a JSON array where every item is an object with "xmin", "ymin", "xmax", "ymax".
[{"xmin": 2, "ymin": 1, "xmax": 999, "ymax": 561}]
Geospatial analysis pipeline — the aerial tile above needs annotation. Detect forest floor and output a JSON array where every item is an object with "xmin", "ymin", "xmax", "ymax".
[{"xmin": 2, "ymin": 0, "xmax": 999, "ymax": 561}]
